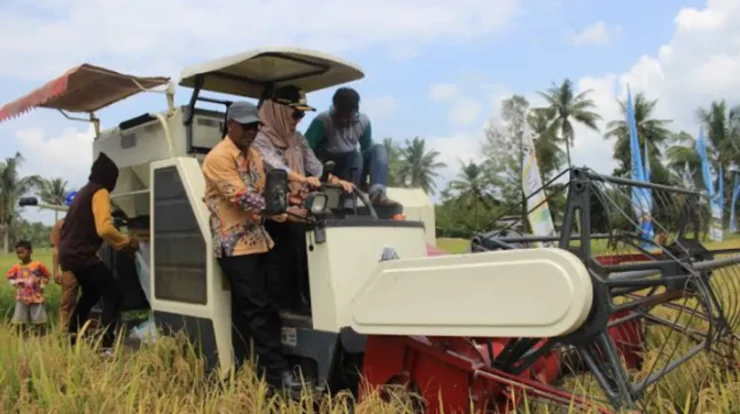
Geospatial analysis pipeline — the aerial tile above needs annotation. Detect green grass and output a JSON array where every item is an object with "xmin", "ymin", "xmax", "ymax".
[
  {"xmin": 436, "ymin": 237, "xmax": 470, "ymax": 254},
  {"xmin": 1, "ymin": 238, "xmax": 740, "ymax": 413}
]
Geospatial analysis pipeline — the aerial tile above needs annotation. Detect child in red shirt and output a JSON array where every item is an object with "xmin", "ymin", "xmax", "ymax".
[{"xmin": 6, "ymin": 240, "xmax": 51, "ymax": 333}]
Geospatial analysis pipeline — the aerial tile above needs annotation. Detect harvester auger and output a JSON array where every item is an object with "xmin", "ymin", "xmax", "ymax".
[{"xmin": 457, "ymin": 167, "xmax": 740, "ymax": 412}]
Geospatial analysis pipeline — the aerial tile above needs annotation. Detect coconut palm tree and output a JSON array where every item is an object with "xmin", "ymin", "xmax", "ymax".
[
  {"xmin": 665, "ymin": 131, "xmax": 704, "ymax": 189},
  {"xmin": 397, "ymin": 137, "xmax": 447, "ymax": 194},
  {"xmin": 603, "ymin": 92, "xmax": 673, "ymax": 182},
  {"xmin": 537, "ymin": 79, "xmax": 602, "ymax": 167},
  {"xmin": 448, "ymin": 160, "xmax": 500, "ymax": 229},
  {"xmin": 696, "ymin": 100, "xmax": 740, "ymax": 173},
  {"xmin": 37, "ymin": 177, "xmax": 69, "ymax": 222},
  {"xmin": 0, "ymin": 152, "xmax": 42, "ymax": 253},
  {"xmin": 528, "ymin": 108, "xmax": 565, "ymax": 180},
  {"xmin": 383, "ymin": 137, "xmax": 403, "ymax": 187}
]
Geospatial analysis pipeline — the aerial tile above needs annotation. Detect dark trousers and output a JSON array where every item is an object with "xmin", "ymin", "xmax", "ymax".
[
  {"xmin": 264, "ymin": 221, "xmax": 309, "ymax": 311},
  {"xmin": 67, "ymin": 261, "xmax": 123, "ymax": 349},
  {"xmin": 315, "ymin": 144, "xmax": 389, "ymax": 191},
  {"xmin": 217, "ymin": 253, "xmax": 288, "ymax": 386}
]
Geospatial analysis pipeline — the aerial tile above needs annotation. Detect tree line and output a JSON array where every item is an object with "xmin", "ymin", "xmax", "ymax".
[
  {"xmin": 2, "ymin": 78, "xmax": 737, "ymax": 249},
  {"xmin": 0, "ymin": 152, "xmax": 67, "ymax": 253},
  {"xmin": 384, "ymin": 79, "xmax": 740, "ymax": 237}
]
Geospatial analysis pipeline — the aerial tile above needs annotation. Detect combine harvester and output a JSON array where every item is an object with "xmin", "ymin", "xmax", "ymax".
[{"xmin": 2, "ymin": 48, "xmax": 740, "ymax": 413}]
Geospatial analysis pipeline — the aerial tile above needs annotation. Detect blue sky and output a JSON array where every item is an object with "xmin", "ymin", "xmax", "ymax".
[{"xmin": 0, "ymin": 0, "xmax": 737, "ymax": 224}]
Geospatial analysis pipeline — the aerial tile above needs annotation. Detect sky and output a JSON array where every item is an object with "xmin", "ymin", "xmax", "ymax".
[{"xmin": 0, "ymin": 0, "xmax": 737, "ymax": 224}]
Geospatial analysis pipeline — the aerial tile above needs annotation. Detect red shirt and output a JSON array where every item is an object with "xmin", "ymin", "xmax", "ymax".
[{"xmin": 6, "ymin": 261, "xmax": 51, "ymax": 304}]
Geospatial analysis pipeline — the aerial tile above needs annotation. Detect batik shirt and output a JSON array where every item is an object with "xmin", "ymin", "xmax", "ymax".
[
  {"xmin": 6, "ymin": 261, "xmax": 51, "ymax": 305},
  {"xmin": 202, "ymin": 138, "xmax": 274, "ymax": 258}
]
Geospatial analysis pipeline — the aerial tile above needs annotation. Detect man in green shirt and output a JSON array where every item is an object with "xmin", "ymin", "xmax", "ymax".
[{"xmin": 304, "ymin": 87, "xmax": 395, "ymax": 205}]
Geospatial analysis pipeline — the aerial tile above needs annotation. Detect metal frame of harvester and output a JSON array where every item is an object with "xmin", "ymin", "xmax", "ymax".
[
  {"xmin": 3, "ymin": 48, "xmax": 740, "ymax": 413},
  {"xmin": 464, "ymin": 167, "xmax": 740, "ymax": 411}
]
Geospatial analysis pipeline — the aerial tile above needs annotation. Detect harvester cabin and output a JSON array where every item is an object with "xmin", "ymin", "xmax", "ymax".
[
  {"xmin": 96, "ymin": 48, "xmax": 365, "ymax": 221},
  {"xmin": 0, "ymin": 48, "xmax": 365, "ymax": 223},
  {"xmin": 0, "ymin": 48, "xmax": 437, "ymax": 245}
]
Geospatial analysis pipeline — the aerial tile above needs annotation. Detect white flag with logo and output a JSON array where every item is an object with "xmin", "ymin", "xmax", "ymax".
[{"xmin": 521, "ymin": 118, "xmax": 556, "ymax": 244}]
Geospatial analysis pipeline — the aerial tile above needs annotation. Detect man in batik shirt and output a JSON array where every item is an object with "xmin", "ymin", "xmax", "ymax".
[{"xmin": 202, "ymin": 100, "xmax": 301, "ymax": 397}]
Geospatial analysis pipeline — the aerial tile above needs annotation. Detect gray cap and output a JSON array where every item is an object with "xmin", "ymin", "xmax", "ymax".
[{"xmin": 226, "ymin": 101, "xmax": 261, "ymax": 124}]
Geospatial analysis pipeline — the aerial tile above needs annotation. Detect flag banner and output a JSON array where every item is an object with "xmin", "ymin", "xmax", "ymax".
[
  {"xmin": 730, "ymin": 173, "xmax": 740, "ymax": 232},
  {"xmin": 696, "ymin": 129, "xmax": 723, "ymax": 241},
  {"xmin": 521, "ymin": 116, "xmax": 556, "ymax": 246},
  {"xmin": 626, "ymin": 88, "xmax": 654, "ymax": 247}
]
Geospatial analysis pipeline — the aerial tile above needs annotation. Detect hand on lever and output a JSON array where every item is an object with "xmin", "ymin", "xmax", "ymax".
[
  {"xmin": 304, "ymin": 176, "xmax": 321, "ymax": 189},
  {"xmin": 287, "ymin": 206, "xmax": 310, "ymax": 223},
  {"xmin": 269, "ymin": 213, "xmax": 288, "ymax": 223},
  {"xmin": 330, "ymin": 176, "xmax": 354, "ymax": 193}
]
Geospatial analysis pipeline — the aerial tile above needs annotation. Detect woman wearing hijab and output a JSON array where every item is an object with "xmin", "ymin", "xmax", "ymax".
[
  {"xmin": 253, "ymin": 85, "xmax": 352, "ymax": 312},
  {"xmin": 59, "ymin": 152, "xmax": 139, "ymax": 352}
]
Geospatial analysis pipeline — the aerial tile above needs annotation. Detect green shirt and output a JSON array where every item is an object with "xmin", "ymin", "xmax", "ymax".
[{"xmin": 305, "ymin": 107, "xmax": 372, "ymax": 154}]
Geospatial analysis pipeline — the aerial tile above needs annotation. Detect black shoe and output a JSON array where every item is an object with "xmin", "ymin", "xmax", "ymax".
[
  {"xmin": 374, "ymin": 194, "xmax": 400, "ymax": 207},
  {"xmin": 369, "ymin": 188, "xmax": 400, "ymax": 207}
]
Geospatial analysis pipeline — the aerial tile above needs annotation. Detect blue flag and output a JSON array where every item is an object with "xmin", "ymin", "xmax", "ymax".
[
  {"xmin": 697, "ymin": 129, "xmax": 724, "ymax": 240},
  {"xmin": 644, "ymin": 138, "xmax": 653, "ymax": 213},
  {"xmin": 715, "ymin": 165, "xmax": 724, "ymax": 239},
  {"xmin": 718, "ymin": 165, "xmax": 724, "ymax": 208},
  {"xmin": 626, "ymin": 87, "xmax": 654, "ymax": 246},
  {"xmin": 64, "ymin": 191, "xmax": 78, "ymax": 206},
  {"xmin": 696, "ymin": 129, "xmax": 714, "ymax": 197},
  {"xmin": 731, "ymin": 173, "xmax": 740, "ymax": 232}
]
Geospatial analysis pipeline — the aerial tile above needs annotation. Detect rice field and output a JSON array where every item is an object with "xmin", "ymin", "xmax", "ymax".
[{"xmin": 1, "ymin": 238, "xmax": 740, "ymax": 413}]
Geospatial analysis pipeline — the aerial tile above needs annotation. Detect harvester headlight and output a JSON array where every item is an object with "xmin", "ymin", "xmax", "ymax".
[
  {"xmin": 304, "ymin": 193, "xmax": 328, "ymax": 216},
  {"xmin": 18, "ymin": 197, "xmax": 38, "ymax": 207},
  {"xmin": 264, "ymin": 169, "xmax": 289, "ymax": 215}
]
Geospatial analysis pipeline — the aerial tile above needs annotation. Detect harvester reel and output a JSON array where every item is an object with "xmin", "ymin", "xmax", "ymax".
[{"xmin": 461, "ymin": 167, "xmax": 740, "ymax": 413}]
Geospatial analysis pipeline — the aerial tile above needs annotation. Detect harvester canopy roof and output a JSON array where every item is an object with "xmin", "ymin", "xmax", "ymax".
[
  {"xmin": 0, "ymin": 64, "xmax": 170, "ymax": 122},
  {"xmin": 178, "ymin": 47, "xmax": 365, "ymax": 98}
]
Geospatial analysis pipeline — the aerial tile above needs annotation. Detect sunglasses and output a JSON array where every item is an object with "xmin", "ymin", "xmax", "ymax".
[
  {"xmin": 292, "ymin": 110, "xmax": 305, "ymax": 120},
  {"xmin": 240, "ymin": 121, "xmax": 263, "ymax": 131}
]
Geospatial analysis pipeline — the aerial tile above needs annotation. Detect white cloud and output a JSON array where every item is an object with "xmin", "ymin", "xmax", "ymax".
[
  {"xmin": 362, "ymin": 95, "xmax": 399, "ymax": 120},
  {"xmin": 0, "ymin": 0, "xmax": 526, "ymax": 224},
  {"xmin": 567, "ymin": 21, "xmax": 622, "ymax": 47},
  {"xmin": 15, "ymin": 126, "xmax": 96, "ymax": 188},
  {"xmin": 421, "ymin": 83, "xmax": 510, "ymax": 189},
  {"xmin": 428, "ymin": 82, "xmax": 486, "ymax": 125},
  {"xmin": 425, "ymin": 0, "xmax": 740, "ymax": 186},
  {"xmin": 674, "ymin": 3, "xmax": 728, "ymax": 32},
  {"xmin": 0, "ymin": 0, "xmax": 523, "ymax": 80},
  {"xmin": 10, "ymin": 125, "xmax": 96, "ymax": 224},
  {"xmin": 8, "ymin": 0, "xmax": 740, "ymax": 213},
  {"xmin": 427, "ymin": 81, "xmax": 511, "ymax": 130},
  {"xmin": 449, "ymin": 98, "xmax": 483, "ymax": 125},
  {"xmin": 567, "ymin": 0, "xmax": 740, "ymax": 175},
  {"xmin": 428, "ymin": 83, "xmax": 459, "ymax": 101},
  {"xmin": 428, "ymin": 131, "xmax": 486, "ymax": 196}
]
